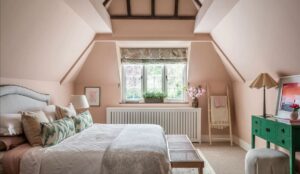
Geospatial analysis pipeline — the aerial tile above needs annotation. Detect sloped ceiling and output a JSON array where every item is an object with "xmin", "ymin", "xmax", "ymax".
[
  {"xmin": 65, "ymin": 0, "xmax": 112, "ymax": 33},
  {"xmin": 0, "ymin": 0, "xmax": 95, "ymax": 81},
  {"xmin": 211, "ymin": 0, "xmax": 300, "ymax": 81},
  {"xmin": 194, "ymin": 0, "xmax": 239, "ymax": 33},
  {"xmin": 2, "ymin": 0, "xmax": 299, "ymax": 84}
]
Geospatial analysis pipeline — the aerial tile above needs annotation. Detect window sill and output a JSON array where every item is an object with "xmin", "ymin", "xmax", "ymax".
[{"xmin": 119, "ymin": 101, "xmax": 189, "ymax": 105}]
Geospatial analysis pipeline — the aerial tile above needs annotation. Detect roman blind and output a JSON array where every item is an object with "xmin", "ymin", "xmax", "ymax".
[{"xmin": 120, "ymin": 48, "xmax": 187, "ymax": 64}]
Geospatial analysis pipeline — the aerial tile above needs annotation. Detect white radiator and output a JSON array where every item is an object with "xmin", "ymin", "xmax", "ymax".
[{"xmin": 106, "ymin": 107, "xmax": 201, "ymax": 142}]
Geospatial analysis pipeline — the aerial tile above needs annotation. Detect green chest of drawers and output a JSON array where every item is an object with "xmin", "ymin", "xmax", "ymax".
[{"xmin": 252, "ymin": 115, "xmax": 300, "ymax": 174}]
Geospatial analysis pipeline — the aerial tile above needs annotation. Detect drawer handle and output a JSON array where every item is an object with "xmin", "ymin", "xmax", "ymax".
[
  {"xmin": 281, "ymin": 129, "xmax": 285, "ymax": 133},
  {"xmin": 282, "ymin": 140, "xmax": 285, "ymax": 144},
  {"xmin": 266, "ymin": 128, "xmax": 271, "ymax": 132},
  {"xmin": 255, "ymin": 129, "xmax": 258, "ymax": 133},
  {"xmin": 255, "ymin": 121, "xmax": 258, "ymax": 124}
]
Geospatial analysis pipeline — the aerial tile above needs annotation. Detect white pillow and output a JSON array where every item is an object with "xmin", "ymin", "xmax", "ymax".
[
  {"xmin": 23, "ymin": 111, "xmax": 49, "ymax": 123},
  {"xmin": 42, "ymin": 105, "xmax": 57, "ymax": 122},
  {"xmin": 0, "ymin": 114, "xmax": 23, "ymax": 136},
  {"xmin": 56, "ymin": 103, "xmax": 77, "ymax": 119}
]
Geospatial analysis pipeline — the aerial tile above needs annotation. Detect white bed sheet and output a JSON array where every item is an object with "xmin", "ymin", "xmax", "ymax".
[{"xmin": 20, "ymin": 124, "xmax": 125, "ymax": 174}]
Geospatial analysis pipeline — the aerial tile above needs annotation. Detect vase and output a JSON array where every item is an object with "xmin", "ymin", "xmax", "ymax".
[
  {"xmin": 290, "ymin": 110, "xmax": 299, "ymax": 120},
  {"xmin": 192, "ymin": 98, "xmax": 198, "ymax": 108}
]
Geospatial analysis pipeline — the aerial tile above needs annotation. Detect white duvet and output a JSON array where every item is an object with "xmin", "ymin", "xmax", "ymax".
[{"xmin": 20, "ymin": 124, "xmax": 125, "ymax": 174}]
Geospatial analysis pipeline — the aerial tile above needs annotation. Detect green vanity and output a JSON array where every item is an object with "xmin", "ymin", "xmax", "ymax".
[{"xmin": 252, "ymin": 115, "xmax": 300, "ymax": 174}]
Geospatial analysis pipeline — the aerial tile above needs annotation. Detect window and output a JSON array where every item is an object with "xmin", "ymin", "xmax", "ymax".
[{"xmin": 122, "ymin": 63, "xmax": 187, "ymax": 102}]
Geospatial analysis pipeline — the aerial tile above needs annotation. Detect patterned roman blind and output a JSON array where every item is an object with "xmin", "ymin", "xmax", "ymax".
[{"xmin": 120, "ymin": 48, "xmax": 188, "ymax": 64}]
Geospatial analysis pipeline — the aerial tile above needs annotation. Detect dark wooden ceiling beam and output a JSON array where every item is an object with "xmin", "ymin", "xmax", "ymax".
[
  {"xmin": 103, "ymin": 0, "xmax": 109, "ymax": 6},
  {"xmin": 103, "ymin": 0, "xmax": 113, "ymax": 9},
  {"xmin": 110, "ymin": 15, "xmax": 195, "ymax": 20},
  {"xmin": 151, "ymin": 0, "xmax": 155, "ymax": 17},
  {"xmin": 126, "ymin": 0, "xmax": 131, "ymax": 16},
  {"xmin": 174, "ymin": 0, "xmax": 179, "ymax": 17},
  {"xmin": 193, "ymin": 0, "xmax": 202, "ymax": 9}
]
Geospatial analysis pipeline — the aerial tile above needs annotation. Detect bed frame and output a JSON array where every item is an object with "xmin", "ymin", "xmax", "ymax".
[{"xmin": 0, "ymin": 85, "xmax": 50, "ymax": 114}]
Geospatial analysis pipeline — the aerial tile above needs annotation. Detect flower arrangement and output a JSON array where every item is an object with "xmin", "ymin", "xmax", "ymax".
[
  {"xmin": 187, "ymin": 85, "xmax": 206, "ymax": 99},
  {"xmin": 290, "ymin": 103, "xmax": 300, "ymax": 112}
]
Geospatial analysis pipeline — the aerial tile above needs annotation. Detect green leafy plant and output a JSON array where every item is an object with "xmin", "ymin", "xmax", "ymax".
[{"xmin": 143, "ymin": 91, "xmax": 167, "ymax": 99}]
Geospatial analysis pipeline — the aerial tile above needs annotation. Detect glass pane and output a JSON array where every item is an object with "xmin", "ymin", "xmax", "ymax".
[
  {"xmin": 145, "ymin": 64, "xmax": 163, "ymax": 93},
  {"xmin": 124, "ymin": 64, "xmax": 143, "ymax": 101},
  {"xmin": 166, "ymin": 64, "xmax": 186, "ymax": 101}
]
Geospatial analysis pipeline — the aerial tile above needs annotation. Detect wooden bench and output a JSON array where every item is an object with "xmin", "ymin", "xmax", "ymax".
[{"xmin": 166, "ymin": 135, "xmax": 204, "ymax": 174}]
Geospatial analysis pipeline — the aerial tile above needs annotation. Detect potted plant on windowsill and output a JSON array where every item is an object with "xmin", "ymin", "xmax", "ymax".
[{"xmin": 143, "ymin": 92, "xmax": 167, "ymax": 103}]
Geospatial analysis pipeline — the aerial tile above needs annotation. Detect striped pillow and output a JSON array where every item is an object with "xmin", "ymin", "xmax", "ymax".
[
  {"xmin": 73, "ymin": 111, "xmax": 93, "ymax": 133},
  {"xmin": 41, "ymin": 117, "xmax": 75, "ymax": 147}
]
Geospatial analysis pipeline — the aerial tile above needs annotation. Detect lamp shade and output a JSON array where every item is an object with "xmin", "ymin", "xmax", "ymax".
[
  {"xmin": 70, "ymin": 95, "xmax": 89, "ymax": 109},
  {"xmin": 249, "ymin": 73, "xmax": 277, "ymax": 89}
]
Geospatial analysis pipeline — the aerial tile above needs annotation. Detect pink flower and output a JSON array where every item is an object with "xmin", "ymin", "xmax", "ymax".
[{"xmin": 187, "ymin": 86, "xmax": 205, "ymax": 99}]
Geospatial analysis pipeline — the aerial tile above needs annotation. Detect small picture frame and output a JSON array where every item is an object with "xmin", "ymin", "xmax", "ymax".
[{"xmin": 84, "ymin": 87, "xmax": 101, "ymax": 107}]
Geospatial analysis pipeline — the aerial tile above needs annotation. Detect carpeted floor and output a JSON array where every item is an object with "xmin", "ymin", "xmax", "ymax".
[
  {"xmin": 195, "ymin": 143, "xmax": 247, "ymax": 174},
  {"xmin": 172, "ymin": 142, "xmax": 246, "ymax": 174}
]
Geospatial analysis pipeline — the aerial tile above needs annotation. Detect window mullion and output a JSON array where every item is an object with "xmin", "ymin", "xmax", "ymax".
[
  {"xmin": 142, "ymin": 65, "xmax": 146, "ymax": 96},
  {"xmin": 164, "ymin": 65, "xmax": 167, "ymax": 98},
  {"xmin": 122, "ymin": 65, "xmax": 126, "ymax": 102}
]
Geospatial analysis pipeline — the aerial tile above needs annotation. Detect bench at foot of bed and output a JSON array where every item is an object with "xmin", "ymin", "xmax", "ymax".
[{"xmin": 166, "ymin": 135, "xmax": 204, "ymax": 174}]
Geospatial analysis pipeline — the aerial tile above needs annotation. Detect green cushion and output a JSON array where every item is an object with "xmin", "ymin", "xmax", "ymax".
[
  {"xmin": 73, "ymin": 111, "xmax": 93, "ymax": 133},
  {"xmin": 41, "ymin": 117, "xmax": 75, "ymax": 147}
]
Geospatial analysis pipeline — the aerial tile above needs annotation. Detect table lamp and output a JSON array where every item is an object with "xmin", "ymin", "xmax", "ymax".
[
  {"xmin": 70, "ymin": 95, "xmax": 89, "ymax": 112},
  {"xmin": 249, "ymin": 73, "xmax": 277, "ymax": 118}
]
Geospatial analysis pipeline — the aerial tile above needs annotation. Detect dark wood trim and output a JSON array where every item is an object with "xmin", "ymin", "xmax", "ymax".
[
  {"xmin": 103, "ymin": 0, "xmax": 110, "ymax": 6},
  {"xmin": 174, "ymin": 0, "xmax": 179, "ymax": 17},
  {"xmin": 110, "ymin": 15, "xmax": 195, "ymax": 20},
  {"xmin": 193, "ymin": 0, "xmax": 202, "ymax": 8},
  {"xmin": 126, "ymin": 0, "xmax": 131, "ymax": 16},
  {"xmin": 151, "ymin": 0, "xmax": 155, "ymax": 17},
  {"xmin": 103, "ymin": 0, "xmax": 113, "ymax": 9}
]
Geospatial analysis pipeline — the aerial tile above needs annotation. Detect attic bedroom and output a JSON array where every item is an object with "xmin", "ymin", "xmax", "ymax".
[{"xmin": 0, "ymin": 0, "xmax": 300, "ymax": 174}]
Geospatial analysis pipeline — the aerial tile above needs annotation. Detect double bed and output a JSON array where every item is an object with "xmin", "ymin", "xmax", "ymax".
[{"xmin": 0, "ymin": 85, "xmax": 170, "ymax": 174}]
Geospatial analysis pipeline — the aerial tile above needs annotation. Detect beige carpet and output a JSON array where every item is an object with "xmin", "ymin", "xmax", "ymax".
[
  {"xmin": 171, "ymin": 146, "xmax": 216, "ymax": 174},
  {"xmin": 172, "ymin": 142, "xmax": 246, "ymax": 174},
  {"xmin": 195, "ymin": 143, "xmax": 246, "ymax": 174}
]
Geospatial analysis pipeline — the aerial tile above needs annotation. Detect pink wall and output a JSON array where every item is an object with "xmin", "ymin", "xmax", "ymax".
[
  {"xmin": 211, "ymin": 0, "xmax": 300, "ymax": 147},
  {"xmin": 233, "ymin": 80, "xmax": 278, "ymax": 147},
  {"xmin": 0, "ymin": 77, "xmax": 74, "ymax": 106},
  {"xmin": 75, "ymin": 41, "xmax": 232, "ymax": 135}
]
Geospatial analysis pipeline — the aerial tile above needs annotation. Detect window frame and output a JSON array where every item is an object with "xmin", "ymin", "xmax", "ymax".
[{"xmin": 122, "ymin": 63, "xmax": 187, "ymax": 103}]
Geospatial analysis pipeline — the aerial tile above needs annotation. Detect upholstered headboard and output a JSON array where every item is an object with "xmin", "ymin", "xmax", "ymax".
[{"xmin": 0, "ymin": 85, "xmax": 50, "ymax": 114}]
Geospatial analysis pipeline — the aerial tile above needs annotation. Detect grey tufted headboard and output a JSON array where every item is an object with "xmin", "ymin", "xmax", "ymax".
[{"xmin": 0, "ymin": 85, "xmax": 50, "ymax": 114}]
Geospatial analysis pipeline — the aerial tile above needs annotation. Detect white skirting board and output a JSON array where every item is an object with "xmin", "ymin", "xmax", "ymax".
[{"xmin": 201, "ymin": 134, "xmax": 251, "ymax": 151}]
